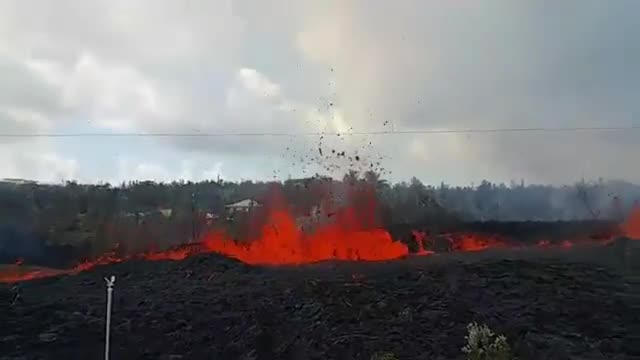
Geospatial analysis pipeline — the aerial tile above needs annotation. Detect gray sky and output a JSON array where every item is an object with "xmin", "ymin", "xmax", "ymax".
[{"xmin": 1, "ymin": 0, "xmax": 638, "ymax": 185}]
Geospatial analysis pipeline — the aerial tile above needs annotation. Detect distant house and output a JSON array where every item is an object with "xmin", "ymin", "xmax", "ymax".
[
  {"xmin": 0, "ymin": 178, "xmax": 37, "ymax": 186},
  {"xmin": 158, "ymin": 208, "xmax": 173, "ymax": 218},
  {"xmin": 225, "ymin": 199, "xmax": 261, "ymax": 213}
]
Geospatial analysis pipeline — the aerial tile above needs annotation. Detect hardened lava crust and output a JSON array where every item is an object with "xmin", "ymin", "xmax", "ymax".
[{"xmin": 1, "ymin": 240, "xmax": 639, "ymax": 360}]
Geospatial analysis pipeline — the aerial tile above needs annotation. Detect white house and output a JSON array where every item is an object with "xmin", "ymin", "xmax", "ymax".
[
  {"xmin": 225, "ymin": 199, "xmax": 261, "ymax": 213},
  {"xmin": 158, "ymin": 208, "xmax": 173, "ymax": 218},
  {"xmin": 0, "ymin": 178, "xmax": 37, "ymax": 186}
]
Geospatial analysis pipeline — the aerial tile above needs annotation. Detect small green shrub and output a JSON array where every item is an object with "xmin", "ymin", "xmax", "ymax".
[
  {"xmin": 462, "ymin": 322, "xmax": 514, "ymax": 360},
  {"xmin": 370, "ymin": 351, "xmax": 398, "ymax": 360}
]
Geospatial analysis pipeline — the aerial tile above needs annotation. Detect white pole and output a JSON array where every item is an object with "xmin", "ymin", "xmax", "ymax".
[{"xmin": 104, "ymin": 276, "xmax": 116, "ymax": 360}]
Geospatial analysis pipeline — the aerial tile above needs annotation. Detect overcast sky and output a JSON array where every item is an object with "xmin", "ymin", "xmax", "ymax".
[{"xmin": 1, "ymin": 0, "xmax": 639, "ymax": 185}]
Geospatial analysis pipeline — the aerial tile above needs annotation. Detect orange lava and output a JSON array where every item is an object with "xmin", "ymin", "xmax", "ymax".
[
  {"xmin": 201, "ymin": 184, "xmax": 409, "ymax": 264},
  {"xmin": 537, "ymin": 239, "xmax": 551, "ymax": 248},
  {"xmin": 458, "ymin": 235, "xmax": 497, "ymax": 251},
  {"xmin": 535, "ymin": 239, "xmax": 575, "ymax": 249},
  {"xmin": 0, "ymin": 246, "xmax": 204, "ymax": 283},
  {"xmin": 0, "ymin": 184, "xmax": 410, "ymax": 282},
  {"xmin": 447, "ymin": 234, "xmax": 507, "ymax": 252},
  {"xmin": 204, "ymin": 208, "xmax": 409, "ymax": 265},
  {"xmin": 623, "ymin": 207, "xmax": 640, "ymax": 239},
  {"xmin": 141, "ymin": 247, "xmax": 194, "ymax": 261},
  {"xmin": 0, "ymin": 267, "xmax": 67, "ymax": 283},
  {"xmin": 411, "ymin": 230, "xmax": 435, "ymax": 255},
  {"xmin": 560, "ymin": 240, "xmax": 574, "ymax": 249},
  {"xmin": 3, "ymin": 188, "xmax": 637, "ymax": 284}
]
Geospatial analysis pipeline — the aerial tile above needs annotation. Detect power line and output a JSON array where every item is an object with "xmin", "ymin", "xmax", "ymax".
[{"xmin": 1, "ymin": 125, "xmax": 639, "ymax": 138}]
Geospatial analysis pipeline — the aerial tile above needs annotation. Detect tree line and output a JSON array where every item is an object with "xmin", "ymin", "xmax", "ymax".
[{"xmin": 1, "ymin": 172, "xmax": 638, "ymax": 264}]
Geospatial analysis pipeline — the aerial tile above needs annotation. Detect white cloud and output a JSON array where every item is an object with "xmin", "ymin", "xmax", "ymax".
[
  {"xmin": 115, "ymin": 159, "xmax": 170, "ymax": 183},
  {"xmin": 201, "ymin": 162, "xmax": 225, "ymax": 181},
  {"xmin": 0, "ymin": 140, "xmax": 77, "ymax": 182},
  {"xmin": 0, "ymin": 0, "xmax": 639, "ymax": 184},
  {"xmin": 296, "ymin": 13, "xmax": 342, "ymax": 65},
  {"xmin": 25, "ymin": 53, "xmax": 176, "ymax": 132},
  {"xmin": 236, "ymin": 68, "xmax": 281, "ymax": 98},
  {"xmin": 2, "ymin": 108, "xmax": 51, "ymax": 133}
]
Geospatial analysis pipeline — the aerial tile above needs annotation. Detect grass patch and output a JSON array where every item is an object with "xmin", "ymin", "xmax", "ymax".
[{"xmin": 462, "ymin": 322, "xmax": 514, "ymax": 360}]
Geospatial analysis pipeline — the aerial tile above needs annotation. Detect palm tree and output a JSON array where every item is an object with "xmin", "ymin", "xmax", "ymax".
[
  {"xmin": 342, "ymin": 170, "xmax": 360, "ymax": 185},
  {"xmin": 363, "ymin": 170, "xmax": 388, "ymax": 191}
]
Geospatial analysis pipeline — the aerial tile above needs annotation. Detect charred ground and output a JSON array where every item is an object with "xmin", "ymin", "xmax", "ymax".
[{"xmin": 1, "ymin": 243, "xmax": 639, "ymax": 360}]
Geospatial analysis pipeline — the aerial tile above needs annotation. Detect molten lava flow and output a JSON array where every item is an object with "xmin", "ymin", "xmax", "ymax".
[
  {"xmin": 411, "ymin": 230, "xmax": 434, "ymax": 255},
  {"xmin": 0, "ymin": 265, "xmax": 67, "ymax": 283},
  {"xmin": 0, "ymin": 183, "xmax": 411, "ymax": 283},
  {"xmin": 537, "ymin": 239, "xmax": 551, "ymax": 248},
  {"xmin": 202, "ymin": 183, "xmax": 409, "ymax": 264},
  {"xmin": 0, "ymin": 244, "xmax": 206, "ymax": 283},
  {"xmin": 623, "ymin": 207, "xmax": 640, "ymax": 239},
  {"xmin": 447, "ymin": 234, "xmax": 506, "ymax": 252},
  {"xmin": 560, "ymin": 240, "xmax": 574, "ymax": 249},
  {"xmin": 9, "ymin": 183, "xmax": 634, "ymax": 284},
  {"xmin": 74, "ymin": 250, "xmax": 124, "ymax": 272},
  {"xmin": 204, "ymin": 208, "xmax": 408, "ymax": 265}
]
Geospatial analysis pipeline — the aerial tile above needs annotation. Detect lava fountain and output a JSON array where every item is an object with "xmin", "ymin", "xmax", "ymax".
[
  {"xmin": 204, "ymin": 183, "xmax": 408, "ymax": 264},
  {"xmin": 0, "ymin": 182, "xmax": 410, "ymax": 282},
  {"xmin": 2, "ymin": 184, "xmax": 634, "ymax": 284},
  {"xmin": 622, "ymin": 207, "xmax": 640, "ymax": 239}
]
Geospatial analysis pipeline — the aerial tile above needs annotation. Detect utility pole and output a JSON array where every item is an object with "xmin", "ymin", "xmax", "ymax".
[{"xmin": 104, "ymin": 276, "xmax": 116, "ymax": 360}]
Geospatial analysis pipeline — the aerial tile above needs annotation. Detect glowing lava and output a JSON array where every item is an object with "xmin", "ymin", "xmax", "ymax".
[
  {"xmin": 204, "ymin": 208, "xmax": 408, "ymax": 265},
  {"xmin": 623, "ymin": 207, "xmax": 640, "ymax": 239},
  {"xmin": 201, "ymin": 183, "xmax": 409, "ymax": 264},
  {"xmin": 449, "ymin": 234, "xmax": 506, "ymax": 252},
  {"xmin": 0, "ymin": 246, "xmax": 204, "ymax": 283},
  {"xmin": 0, "ymin": 266, "xmax": 67, "ymax": 283},
  {"xmin": 2, "ymin": 186, "xmax": 636, "ymax": 284},
  {"xmin": 411, "ymin": 230, "xmax": 435, "ymax": 255},
  {"xmin": 0, "ymin": 183, "xmax": 410, "ymax": 282}
]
